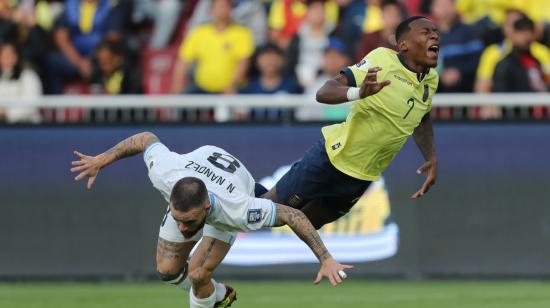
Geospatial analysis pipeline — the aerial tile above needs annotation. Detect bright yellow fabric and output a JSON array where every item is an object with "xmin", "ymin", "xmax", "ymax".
[
  {"xmin": 267, "ymin": 0, "xmax": 338, "ymax": 30},
  {"xmin": 105, "ymin": 70, "xmax": 123, "ymax": 94},
  {"xmin": 362, "ymin": 5, "xmax": 382, "ymax": 33},
  {"xmin": 79, "ymin": 1, "xmax": 97, "ymax": 33},
  {"xmin": 476, "ymin": 41, "xmax": 550, "ymax": 81},
  {"xmin": 179, "ymin": 24, "xmax": 254, "ymax": 93},
  {"xmin": 322, "ymin": 48, "xmax": 439, "ymax": 181},
  {"xmin": 525, "ymin": 0, "xmax": 550, "ymax": 22},
  {"xmin": 455, "ymin": 0, "xmax": 550, "ymax": 24}
]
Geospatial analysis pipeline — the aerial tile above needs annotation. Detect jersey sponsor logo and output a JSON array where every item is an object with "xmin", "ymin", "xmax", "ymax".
[
  {"xmin": 331, "ymin": 142, "xmax": 341, "ymax": 150},
  {"xmin": 247, "ymin": 209, "xmax": 262, "ymax": 223},
  {"xmin": 393, "ymin": 74, "xmax": 413, "ymax": 87},
  {"xmin": 149, "ymin": 161, "xmax": 154, "ymax": 170}
]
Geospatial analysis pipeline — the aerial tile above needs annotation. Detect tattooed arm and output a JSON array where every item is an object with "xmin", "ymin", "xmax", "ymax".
[
  {"xmin": 411, "ymin": 114, "xmax": 438, "ymax": 199},
  {"xmin": 273, "ymin": 204, "xmax": 353, "ymax": 286},
  {"xmin": 70, "ymin": 132, "xmax": 160, "ymax": 189}
]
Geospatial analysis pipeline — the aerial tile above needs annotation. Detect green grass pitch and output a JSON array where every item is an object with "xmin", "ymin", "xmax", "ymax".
[{"xmin": 1, "ymin": 280, "xmax": 549, "ymax": 308}]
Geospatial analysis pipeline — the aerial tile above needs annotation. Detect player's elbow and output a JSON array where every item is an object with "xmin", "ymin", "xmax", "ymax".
[
  {"xmin": 140, "ymin": 131, "xmax": 160, "ymax": 147},
  {"xmin": 316, "ymin": 86, "xmax": 329, "ymax": 104},
  {"xmin": 142, "ymin": 131, "xmax": 158, "ymax": 140}
]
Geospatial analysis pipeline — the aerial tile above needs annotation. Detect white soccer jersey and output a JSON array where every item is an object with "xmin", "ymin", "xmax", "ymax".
[{"xmin": 144, "ymin": 142, "xmax": 277, "ymax": 244}]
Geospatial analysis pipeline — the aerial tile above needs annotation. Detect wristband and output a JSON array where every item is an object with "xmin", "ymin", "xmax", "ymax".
[{"xmin": 346, "ymin": 87, "xmax": 360, "ymax": 101}]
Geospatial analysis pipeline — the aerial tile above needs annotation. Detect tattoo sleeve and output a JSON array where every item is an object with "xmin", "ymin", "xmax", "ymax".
[
  {"xmin": 157, "ymin": 237, "xmax": 183, "ymax": 260},
  {"xmin": 102, "ymin": 132, "xmax": 160, "ymax": 166},
  {"xmin": 412, "ymin": 113, "xmax": 436, "ymax": 161},
  {"xmin": 273, "ymin": 204, "xmax": 331, "ymax": 263}
]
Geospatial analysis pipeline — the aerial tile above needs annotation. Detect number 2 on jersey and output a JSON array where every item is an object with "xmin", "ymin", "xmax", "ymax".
[{"xmin": 403, "ymin": 98, "xmax": 415, "ymax": 119}]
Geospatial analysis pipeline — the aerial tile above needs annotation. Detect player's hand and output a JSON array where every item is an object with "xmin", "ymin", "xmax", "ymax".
[
  {"xmin": 314, "ymin": 257, "xmax": 354, "ymax": 286},
  {"xmin": 70, "ymin": 151, "xmax": 106, "ymax": 189},
  {"xmin": 359, "ymin": 67, "xmax": 391, "ymax": 98},
  {"xmin": 410, "ymin": 159, "xmax": 438, "ymax": 199}
]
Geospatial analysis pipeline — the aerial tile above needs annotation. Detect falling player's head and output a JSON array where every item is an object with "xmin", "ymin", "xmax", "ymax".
[
  {"xmin": 395, "ymin": 16, "xmax": 440, "ymax": 70},
  {"xmin": 170, "ymin": 177, "xmax": 210, "ymax": 238}
]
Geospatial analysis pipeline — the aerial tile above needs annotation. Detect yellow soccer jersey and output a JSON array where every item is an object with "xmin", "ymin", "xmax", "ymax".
[
  {"xmin": 322, "ymin": 47, "xmax": 439, "ymax": 181},
  {"xmin": 179, "ymin": 24, "xmax": 254, "ymax": 93}
]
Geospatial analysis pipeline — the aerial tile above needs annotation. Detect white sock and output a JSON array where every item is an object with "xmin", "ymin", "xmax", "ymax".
[
  {"xmin": 189, "ymin": 285, "xmax": 216, "ymax": 308},
  {"xmin": 212, "ymin": 279, "xmax": 227, "ymax": 302}
]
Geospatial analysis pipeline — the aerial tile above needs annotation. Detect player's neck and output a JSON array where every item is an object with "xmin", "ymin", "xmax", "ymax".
[{"xmin": 398, "ymin": 53, "xmax": 428, "ymax": 75}]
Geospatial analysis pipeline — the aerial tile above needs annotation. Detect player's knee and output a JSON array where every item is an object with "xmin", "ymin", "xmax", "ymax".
[
  {"xmin": 156, "ymin": 262, "xmax": 190, "ymax": 290},
  {"xmin": 188, "ymin": 266, "xmax": 213, "ymax": 285}
]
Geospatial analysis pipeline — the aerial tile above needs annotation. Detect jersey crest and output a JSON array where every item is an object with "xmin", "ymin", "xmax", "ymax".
[{"xmin": 247, "ymin": 209, "xmax": 262, "ymax": 223}]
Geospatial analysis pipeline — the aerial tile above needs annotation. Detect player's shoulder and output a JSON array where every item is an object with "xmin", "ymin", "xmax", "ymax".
[
  {"xmin": 366, "ymin": 47, "xmax": 398, "ymax": 62},
  {"xmin": 353, "ymin": 47, "xmax": 397, "ymax": 71}
]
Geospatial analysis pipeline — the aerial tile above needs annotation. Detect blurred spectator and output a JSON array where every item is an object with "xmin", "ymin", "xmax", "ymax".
[
  {"xmin": 286, "ymin": 0, "xmax": 334, "ymax": 89},
  {"xmin": 171, "ymin": 0, "xmax": 254, "ymax": 94},
  {"xmin": 431, "ymin": 0, "xmax": 483, "ymax": 92},
  {"xmin": 268, "ymin": 0, "xmax": 338, "ymax": 50},
  {"xmin": 240, "ymin": 44, "xmax": 301, "ymax": 94},
  {"xmin": 0, "ymin": 0, "xmax": 52, "ymax": 71},
  {"xmin": 0, "ymin": 41, "xmax": 42, "ymax": 124},
  {"xmin": 240, "ymin": 43, "xmax": 301, "ymax": 121},
  {"xmin": 331, "ymin": 0, "xmax": 365, "ymax": 50},
  {"xmin": 355, "ymin": 0, "xmax": 401, "ymax": 62},
  {"xmin": 132, "ymin": 0, "xmax": 183, "ymax": 49},
  {"xmin": 188, "ymin": 0, "xmax": 267, "ymax": 47},
  {"xmin": 493, "ymin": 16, "xmax": 550, "ymax": 92},
  {"xmin": 297, "ymin": 37, "xmax": 351, "ymax": 120},
  {"xmin": 474, "ymin": 9, "xmax": 525, "ymax": 93},
  {"xmin": 90, "ymin": 40, "xmax": 142, "ymax": 94},
  {"xmin": 44, "ymin": 0, "xmax": 122, "ymax": 94},
  {"xmin": 0, "ymin": 0, "xmax": 19, "ymax": 43},
  {"xmin": 362, "ymin": 0, "xmax": 383, "ymax": 33}
]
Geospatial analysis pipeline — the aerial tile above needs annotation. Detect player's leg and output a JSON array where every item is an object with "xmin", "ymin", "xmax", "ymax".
[
  {"xmin": 300, "ymin": 197, "xmax": 358, "ymax": 230},
  {"xmin": 156, "ymin": 237, "xmax": 196, "ymax": 289},
  {"xmin": 156, "ymin": 205, "xmax": 202, "ymax": 290},
  {"xmin": 187, "ymin": 226, "xmax": 237, "ymax": 308},
  {"xmin": 261, "ymin": 140, "xmax": 330, "ymax": 209}
]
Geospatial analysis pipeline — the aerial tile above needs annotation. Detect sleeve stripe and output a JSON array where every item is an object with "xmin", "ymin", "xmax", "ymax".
[
  {"xmin": 269, "ymin": 202, "xmax": 276, "ymax": 227},
  {"xmin": 143, "ymin": 142, "xmax": 163, "ymax": 162},
  {"xmin": 340, "ymin": 68, "xmax": 357, "ymax": 87}
]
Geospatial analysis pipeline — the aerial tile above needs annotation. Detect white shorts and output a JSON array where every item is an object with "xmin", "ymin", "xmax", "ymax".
[{"xmin": 158, "ymin": 206, "xmax": 237, "ymax": 245}]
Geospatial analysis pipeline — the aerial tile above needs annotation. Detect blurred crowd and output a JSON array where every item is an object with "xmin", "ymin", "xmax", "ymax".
[{"xmin": 1, "ymin": 0, "xmax": 550, "ymax": 123}]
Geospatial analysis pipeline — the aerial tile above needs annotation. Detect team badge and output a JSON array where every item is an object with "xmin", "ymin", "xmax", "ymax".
[{"xmin": 247, "ymin": 209, "xmax": 262, "ymax": 223}]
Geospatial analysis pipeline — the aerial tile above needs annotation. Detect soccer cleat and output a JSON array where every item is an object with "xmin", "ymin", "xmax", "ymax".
[{"xmin": 214, "ymin": 284, "xmax": 237, "ymax": 308}]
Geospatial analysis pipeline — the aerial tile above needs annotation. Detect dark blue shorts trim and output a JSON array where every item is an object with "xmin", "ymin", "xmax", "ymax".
[{"xmin": 275, "ymin": 139, "xmax": 371, "ymax": 210}]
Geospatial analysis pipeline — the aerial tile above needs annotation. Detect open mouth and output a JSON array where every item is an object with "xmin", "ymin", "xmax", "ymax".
[{"xmin": 427, "ymin": 44, "xmax": 439, "ymax": 58}]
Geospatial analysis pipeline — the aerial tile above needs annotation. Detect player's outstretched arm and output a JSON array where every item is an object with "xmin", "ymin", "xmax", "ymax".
[
  {"xmin": 316, "ymin": 67, "xmax": 390, "ymax": 104},
  {"xmin": 70, "ymin": 132, "xmax": 160, "ymax": 189},
  {"xmin": 273, "ymin": 204, "xmax": 353, "ymax": 286},
  {"xmin": 411, "ymin": 114, "xmax": 438, "ymax": 199}
]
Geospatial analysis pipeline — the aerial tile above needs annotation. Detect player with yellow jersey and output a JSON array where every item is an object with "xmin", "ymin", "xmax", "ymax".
[{"xmin": 261, "ymin": 16, "xmax": 440, "ymax": 229}]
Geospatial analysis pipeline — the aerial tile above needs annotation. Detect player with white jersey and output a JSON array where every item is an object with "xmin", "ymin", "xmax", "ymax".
[
  {"xmin": 71, "ymin": 132, "xmax": 351, "ymax": 308},
  {"xmin": 147, "ymin": 142, "xmax": 275, "ymax": 245}
]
